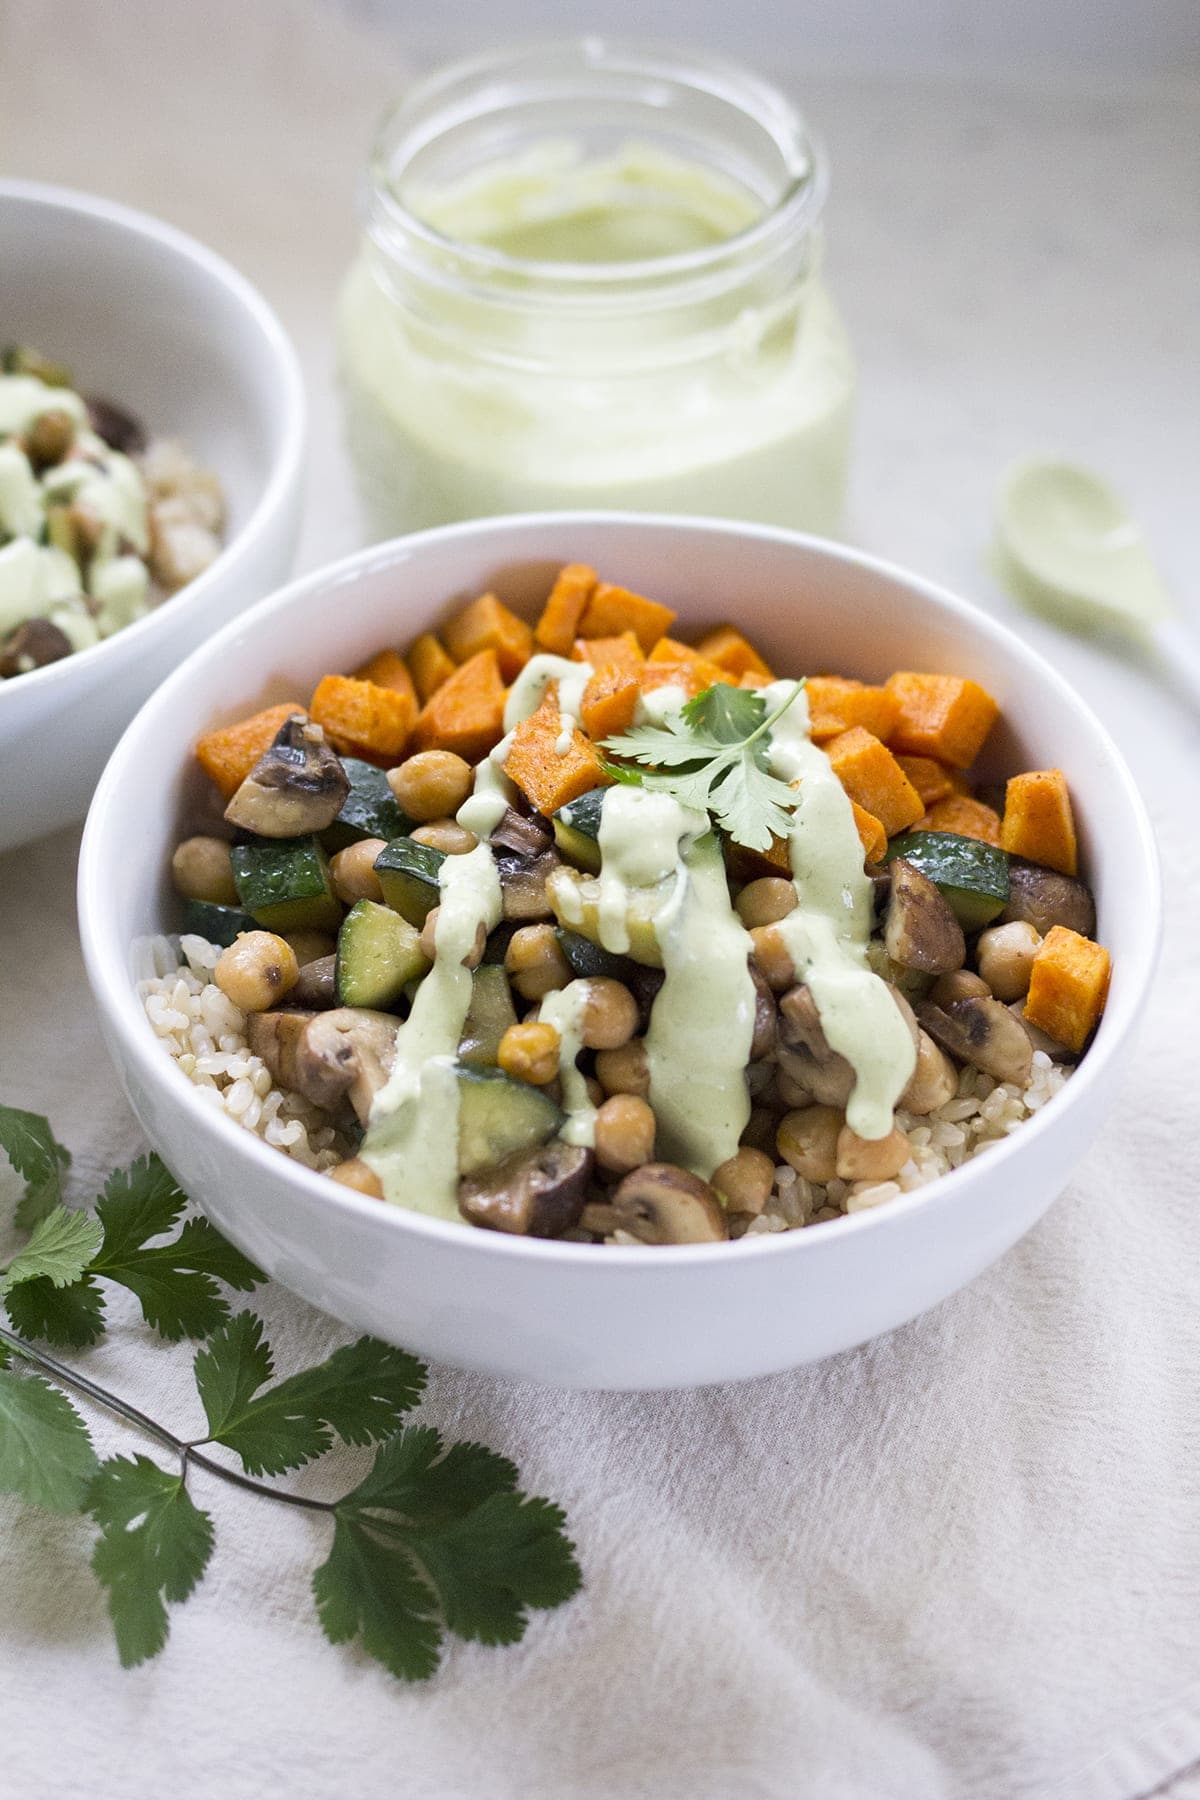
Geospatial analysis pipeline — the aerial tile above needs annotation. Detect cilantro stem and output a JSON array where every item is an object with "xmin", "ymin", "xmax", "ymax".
[
  {"xmin": 0, "ymin": 1323, "xmax": 334, "ymax": 1515},
  {"xmin": 743, "ymin": 677, "xmax": 806, "ymax": 749}
]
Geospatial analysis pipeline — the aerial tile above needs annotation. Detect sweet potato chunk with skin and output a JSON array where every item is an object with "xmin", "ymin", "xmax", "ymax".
[
  {"xmin": 352, "ymin": 649, "xmax": 416, "ymax": 706},
  {"xmin": 310, "ymin": 675, "xmax": 415, "ymax": 766},
  {"xmin": 825, "ymin": 727, "xmax": 925, "ymax": 838},
  {"xmin": 408, "ymin": 633, "xmax": 457, "ymax": 704},
  {"xmin": 196, "ymin": 702, "xmax": 307, "ymax": 799},
  {"xmin": 572, "ymin": 630, "xmax": 643, "ymax": 672},
  {"xmin": 695, "ymin": 624, "xmax": 774, "ymax": 681},
  {"xmin": 535, "ymin": 563, "xmax": 597, "ymax": 656},
  {"xmin": 885, "ymin": 672, "xmax": 1000, "ymax": 769},
  {"xmin": 924, "ymin": 794, "xmax": 1003, "ymax": 846},
  {"xmin": 1000, "ymin": 769, "xmax": 1078, "ymax": 877},
  {"xmin": 580, "ymin": 666, "xmax": 640, "ymax": 741},
  {"xmin": 896, "ymin": 755, "xmax": 956, "ymax": 808},
  {"xmin": 806, "ymin": 677, "xmax": 900, "ymax": 746},
  {"xmin": 851, "ymin": 801, "xmax": 887, "ymax": 863},
  {"xmin": 578, "ymin": 582, "xmax": 675, "ymax": 653},
  {"xmin": 504, "ymin": 683, "xmax": 615, "ymax": 816},
  {"xmin": 1024, "ymin": 925, "xmax": 1110, "ymax": 1051},
  {"xmin": 443, "ymin": 591, "xmax": 534, "ymax": 682},
  {"xmin": 411, "ymin": 649, "xmax": 507, "ymax": 764}
]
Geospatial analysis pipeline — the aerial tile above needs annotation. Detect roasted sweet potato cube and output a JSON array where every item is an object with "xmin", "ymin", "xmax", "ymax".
[
  {"xmin": 443, "ymin": 591, "xmax": 534, "ymax": 682},
  {"xmin": 825, "ymin": 726, "xmax": 925, "ymax": 838},
  {"xmin": 578, "ymin": 581, "xmax": 675, "ymax": 653},
  {"xmin": 695, "ymin": 624, "xmax": 774, "ymax": 680},
  {"xmin": 411, "ymin": 648, "xmax": 507, "ymax": 764},
  {"xmin": 895, "ymin": 755, "xmax": 956, "ymax": 808},
  {"xmin": 639, "ymin": 658, "xmax": 727, "ymax": 699},
  {"xmin": 884, "ymin": 672, "xmax": 999, "ymax": 769},
  {"xmin": 534, "ymin": 564, "xmax": 597, "ymax": 656},
  {"xmin": 1024, "ymin": 925, "xmax": 1110, "ymax": 1051},
  {"xmin": 1000, "ymin": 769, "xmax": 1078, "ymax": 876},
  {"xmin": 572, "ymin": 630, "xmax": 644, "ymax": 672},
  {"xmin": 581, "ymin": 666, "xmax": 640, "ymax": 742},
  {"xmin": 851, "ymin": 801, "xmax": 887, "ymax": 863},
  {"xmin": 352, "ymin": 649, "xmax": 416, "ymax": 705},
  {"xmin": 924, "ymin": 794, "xmax": 1002, "ymax": 846},
  {"xmin": 408, "ymin": 633, "xmax": 457, "ymax": 704},
  {"xmin": 195, "ymin": 702, "xmax": 307, "ymax": 799},
  {"xmin": 806, "ymin": 677, "xmax": 900, "ymax": 745},
  {"xmin": 309, "ymin": 675, "xmax": 416, "ymax": 766},
  {"xmin": 503, "ymin": 684, "xmax": 614, "ymax": 815}
]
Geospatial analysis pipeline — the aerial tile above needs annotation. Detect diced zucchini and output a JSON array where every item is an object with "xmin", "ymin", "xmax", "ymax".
[
  {"xmin": 375, "ymin": 838, "xmax": 445, "ymax": 927},
  {"xmin": 455, "ymin": 1064, "xmax": 563, "ymax": 1176},
  {"xmin": 556, "ymin": 927, "xmax": 664, "ymax": 1026},
  {"xmin": 545, "ymin": 865, "xmax": 669, "ymax": 967},
  {"xmin": 336, "ymin": 899, "xmax": 430, "ymax": 1009},
  {"xmin": 885, "ymin": 831, "xmax": 1010, "ymax": 930},
  {"xmin": 458, "ymin": 964, "xmax": 518, "ymax": 1069},
  {"xmin": 181, "ymin": 899, "xmax": 258, "ymax": 948},
  {"xmin": 552, "ymin": 786, "xmax": 606, "ymax": 874},
  {"xmin": 230, "ymin": 835, "xmax": 342, "ymax": 934},
  {"xmin": 323, "ymin": 757, "xmax": 412, "ymax": 852}
]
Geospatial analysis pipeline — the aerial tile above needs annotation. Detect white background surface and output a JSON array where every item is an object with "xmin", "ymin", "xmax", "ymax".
[{"xmin": 1, "ymin": 3, "xmax": 1199, "ymax": 1796}]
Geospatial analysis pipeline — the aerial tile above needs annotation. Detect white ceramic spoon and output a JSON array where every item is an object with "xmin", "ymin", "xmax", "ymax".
[{"xmin": 994, "ymin": 457, "xmax": 1200, "ymax": 712}]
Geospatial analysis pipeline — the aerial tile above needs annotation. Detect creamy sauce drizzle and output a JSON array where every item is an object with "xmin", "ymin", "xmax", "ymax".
[
  {"xmin": 764, "ymin": 681, "xmax": 916, "ymax": 1139},
  {"xmin": 539, "ymin": 981, "xmax": 596, "ymax": 1147},
  {"xmin": 362, "ymin": 843, "xmax": 502, "ymax": 1216}
]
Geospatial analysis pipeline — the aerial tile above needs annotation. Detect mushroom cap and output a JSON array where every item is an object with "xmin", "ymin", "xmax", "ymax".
[
  {"xmin": 916, "ymin": 994, "xmax": 1033, "ymax": 1086},
  {"xmin": 459, "ymin": 1141, "xmax": 593, "ymax": 1237},
  {"xmin": 1002, "ymin": 861, "xmax": 1096, "ymax": 939},
  {"xmin": 224, "ymin": 713, "xmax": 350, "ymax": 838},
  {"xmin": 605, "ymin": 1163, "xmax": 728, "ymax": 1245},
  {"xmin": 884, "ymin": 858, "xmax": 966, "ymax": 974}
]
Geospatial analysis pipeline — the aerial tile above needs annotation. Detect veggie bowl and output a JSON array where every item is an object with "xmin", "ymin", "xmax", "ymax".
[{"xmin": 79, "ymin": 516, "xmax": 1160, "ymax": 1389}]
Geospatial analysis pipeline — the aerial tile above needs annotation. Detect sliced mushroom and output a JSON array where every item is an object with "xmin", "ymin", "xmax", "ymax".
[
  {"xmin": 496, "ymin": 847, "xmax": 561, "ymax": 922},
  {"xmin": 247, "ymin": 1005, "xmax": 398, "ymax": 1123},
  {"xmin": 458, "ymin": 1141, "xmax": 592, "ymax": 1237},
  {"xmin": 595, "ymin": 1163, "xmax": 728, "ymax": 1244},
  {"xmin": 291, "ymin": 953, "xmax": 337, "ymax": 1009},
  {"xmin": 778, "ymin": 982, "xmax": 916, "ymax": 1107},
  {"xmin": 884, "ymin": 858, "xmax": 966, "ymax": 974},
  {"xmin": 86, "ymin": 395, "xmax": 147, "ymax": 456},
  {"xmin": 490, "ymin": 805, "xmax": 553, "ymax": 859},
  {"xmin": 0, "ymin": 617, "xmax": 73, "ymax": 677},
  {"xmin": 749, "ymin": 963, "xmax": 777, "ymax": 1060},
  {"xmin": 916, "ymin": 995, "xmax": 1033, "ymax": 1086},
  {"xmin": 1002, "ymin": 862, "xmax": 1096, "ymax": 939},
  {"xmin": 1009, "ymin": 1001, "xmax": 1075, "ymax": 1063},
  {"xmin": 224, "ymin": 713, "xmax": 349, "ymax": 837}
]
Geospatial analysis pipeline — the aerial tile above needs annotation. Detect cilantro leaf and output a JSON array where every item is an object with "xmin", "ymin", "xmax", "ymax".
[
  {"xmin": 0, "ymin": 1105, "xmax": 72, "ymax": 1230},
  {"xmin": 313, "ymin": 1425, "xmax": 581, "ymax": 1680},
  {"xmin": 194, "ymin": 1312, "xmax": 426, "ymax": 1476},
  {"xmin": 4, "ymin": 1274, "xmax": 105, "ymax": 1348},
  {"xmin": 603, "ymin": 679, "xmax": 805, "ymax": 851},
  {"xmin": 89, "ymin": 1156, "xmax": 263, "ymax": 1340},
  {"xmin": 89, "ymin": 1455, "xmax": 214, "ymax": 1667},
  {"xmin": 0, "ymin": 1207, "xmax": 104, "ymax": 1297},
  {"xmin": 0, "ymin": 1367, "xmax": 97, "ymax": 1511}
]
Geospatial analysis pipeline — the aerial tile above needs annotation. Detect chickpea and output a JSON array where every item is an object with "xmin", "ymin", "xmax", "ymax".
[
  {"xmin": 214, "ymin": 931, "xmax": 298, "ymax": 1013},
  {"xmin": 736, "ymin": 877, "xmax": 798, "ymax": 930},
  {"xmin": 976, "ymin": 920, "xmax": 1042, "ymax": 1002},
  {"xmin": 930, "ymin": 969, "xmax": 989, "ymax": 1008},
  {"xmin": 498, "ymin": 1020, "xmax": 561, "ymax": 1086},
  {"xmin": 749, "ymin": 923, "xmax": 796, "ymax": 993},
  {"xmin": 835, "ymin": 1124, "xmax": 910, "ymax": 1182},
  {"xmin": 171, "ymin": 834, "xmax": 238, "ymax": 905},
  {"xmin": 329, "ymin": 1157, "xmax": 384, "ymax": 1199},
  {"xmin": 580, "ymin": 978, "xmax": 639, "ymax": 1051},
  {"xmin": 283, "ymin": 929, "xmax": 337, "ymax": 966},
  {"xmin": 712, "ymin": 1146, "xmax": 775, "ymax": 1215},
  {"xmin": 901, "ymin": 1031, "xmax": 958, "ymax": 1115},
  {"xmin": 776, "ymin": 1105, "xmax": 842, "ymax": 1181},
  {"xmin": 585, "ymin": 1076, "xmax": 605, "ymax": 1108},
  {"xmin": 330, "ymin": 837, "xmax": 386, "ymax": 906},
  {"xmin": 419, "ymin": 905, "xmax": 486, "ymax": 968},
  {"xmin": 593, "ymin": 1095, "xmax": 656, "ymax": 1174},
  {"xmin": 410, "ymin": 818, "xmax": 478, "ymax": 856},
  {"xmin": 388, "ymin": 750, "xmax": 473, "ymax": 822},
  {"xmin": 594, "ymin": 1037, "xmax": 649, "ymax": 1098},
  {"xmin": 505, "ymin": 924, "xmax": 570, "ymax": 1001}
]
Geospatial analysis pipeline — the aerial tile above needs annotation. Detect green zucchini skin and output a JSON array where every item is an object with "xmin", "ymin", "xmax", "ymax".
[
  {"xmin": 458, "ymin": 965, "xmax": 518, "ymax": 1068},
  {"xmin": 454, "ymin": 1065, "xmax": 563, "ymax": 1175},
  {"xmin": 335, "ymin": 899, "xmax": 429, "ymax": 1009},
  {"xmin": 323, "ymin": 758, "xmax": 412, "ymax": 851},
  {"xmin": 375, "ymin": 838, "xmax": 446, "ymax": 926},
  {"xmin": 552, "ymin": 787, "xmax": 606, "ymax": 874},
  {"xmin": 181, "ymin": 899, "xmax": 259, "ymax": 947},
  {"xmin": 230, "ymin": 836, "xmax": 342, "ymax": 934},
  {"xmin": 885, "ymin": 831, "xmax": 1010, "ymax": 929}
]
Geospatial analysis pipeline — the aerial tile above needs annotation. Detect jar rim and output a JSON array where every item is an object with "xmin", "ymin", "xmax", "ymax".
[{"xmin": 364, "ymin": 36, "xmax": 830, "ymax": 302}]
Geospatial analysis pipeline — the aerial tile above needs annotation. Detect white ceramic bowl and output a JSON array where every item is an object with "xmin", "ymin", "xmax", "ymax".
[
  {"xmin": 0, "ymin": 180, "xmax": 305, "ymax": 853},
  {"xmin": 78, "ymin": 515, "xmax": 1161, "ymax": 1390}
]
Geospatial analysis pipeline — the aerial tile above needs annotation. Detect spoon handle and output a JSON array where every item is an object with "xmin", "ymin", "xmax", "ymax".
[{"xmin": 1154, "ymin": 618, "xmax": 1200, "ymax": 717}]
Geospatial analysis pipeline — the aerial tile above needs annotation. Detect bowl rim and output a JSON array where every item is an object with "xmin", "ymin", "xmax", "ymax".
[
  {"xmin": 79, "ymin": 511, "xmax": 1163, "ymax": 1271},
  {"xmin": 0, "ymin": 177, "xmax": 306, "ymax": 702}
]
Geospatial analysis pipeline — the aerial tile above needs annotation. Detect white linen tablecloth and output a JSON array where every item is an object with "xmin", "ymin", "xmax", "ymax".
[{"xmin": 1, "ymin": 5, "xmax": 1198, "ymax": 1795}]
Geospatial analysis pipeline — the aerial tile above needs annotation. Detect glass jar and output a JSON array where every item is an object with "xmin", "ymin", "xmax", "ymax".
[{"xmin": 338, "ymin": 39, "xmax": 856, "ymax": 538}]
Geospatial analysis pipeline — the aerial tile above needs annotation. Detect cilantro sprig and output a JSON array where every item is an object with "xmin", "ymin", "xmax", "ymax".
[
  {"xmin": 0, "ymin": 1111, "xmax": 581, "ymax": 1677},
  {"xmin": 602, "ymin": 679, "xmax": 806, "ymax": 851}
]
